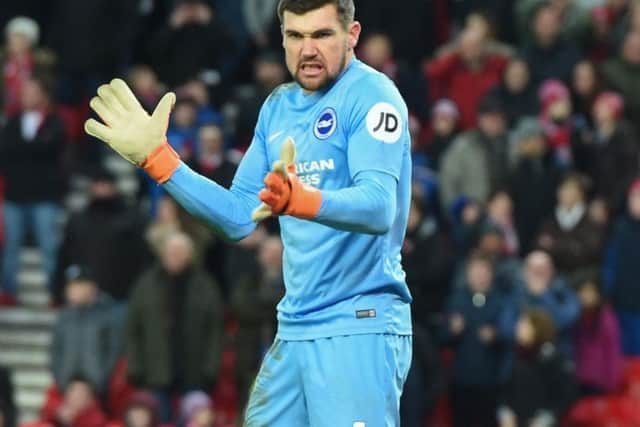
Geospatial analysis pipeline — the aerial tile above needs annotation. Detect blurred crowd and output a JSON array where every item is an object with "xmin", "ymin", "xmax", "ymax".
[{"xmin": 0, "ymin": 0, "xmax": 639, "ymax": 426}]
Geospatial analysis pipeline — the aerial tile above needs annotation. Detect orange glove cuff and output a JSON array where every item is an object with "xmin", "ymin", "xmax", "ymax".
[
  {"xmin": 283, "ymin": 173, "xmax": 322, "ymax": 219},
  {"xmin": 141, "ymin": 142, "xmax": 180, "ymax": 183}
]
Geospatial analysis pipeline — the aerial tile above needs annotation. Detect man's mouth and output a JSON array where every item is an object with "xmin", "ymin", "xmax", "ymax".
[{"xmin": 299, "ymin": 62, "xmax": 324, "ymax": 77}]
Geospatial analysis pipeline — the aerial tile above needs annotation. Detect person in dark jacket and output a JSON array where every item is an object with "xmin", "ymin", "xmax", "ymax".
[
  {"xmin": 537, "ymin": 174, "xmax": 606, "ymax": 282},
  {"xmin": 0, "ymin": 366, "xmax": 15, "ymax": 427},
  {"xmin": 508, "ymin": 117, "xmax": 563, "ymax": 255},
  {"xmin": 230, "ymin": 236, "xmax": 284, "ymax": 410},
  {"xmin": 423, "ymin": 99, "xmax": 460, "ymax": 172},
  {"xmin": 573, "ymin": 92, "xmax": 639, "ymax": 216},
  {"xmin": 189, "ymin": 124, "xmax": 236, "ymax": 188},
  {"xmin": 55, "ymin": 169, "xmax": 150, "ymax": 301},
  {"xmin": 519, "ymin": 4, "xmax": 582, "ymax": 86},
  {"xmin": 444, "ymin": 252, "xmax": 509, "ymax": 427},
  {"xmin": 498, "ymin": 308, "xmax": 577, "ymax": 427},
  {"xmin": 126, "ymin": 231, "xmax": 223, "ymax": 423},
  {"xmin": 51, "ymin": 265, "xmax": 123, "ymax": 394},
  {"xmin": 603, "ymin": 178, "xmax": 640, "ymax": 355},
  {"xmin": 402, "ymin": 195, "xmax": 454, "ymax": 329},
  {"xmin": 0, "ymin": 75, "xmax": 66, "ymax": 304},
  {"xmin": 488, "ymin": 58, "xmax": 539, "ymax": 126},
  {"xmin": 147, "ymin": 0, "xmax": 236, "ymax": 88}
]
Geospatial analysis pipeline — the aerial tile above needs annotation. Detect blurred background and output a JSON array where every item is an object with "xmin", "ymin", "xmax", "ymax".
[{"xmin": 0, "ymin": 0, "xmax": 639, "ymax": 426}]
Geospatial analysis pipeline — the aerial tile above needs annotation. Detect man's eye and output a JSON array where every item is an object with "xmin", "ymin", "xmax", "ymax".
[
  {"xmin": 288, "ymin": 33, "xmax": 303, "ymax": 40},
  {"xmin": 315, "ymin": 32, "xmax": 333, "ymax": 39}
]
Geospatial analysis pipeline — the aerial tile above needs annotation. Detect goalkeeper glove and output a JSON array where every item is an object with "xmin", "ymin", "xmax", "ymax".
[
  {"xmin": 252, "ymin": 138, "xmax": 322, "ymax": 222},
  {"xmin": 84, "ymin": 78, "xmax": 179, "ymax": 183}
]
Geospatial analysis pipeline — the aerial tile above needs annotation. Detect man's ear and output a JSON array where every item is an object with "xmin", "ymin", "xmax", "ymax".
[{"xmin": 348, "ymin": 21, "xmax": 362, "ymax": 50}]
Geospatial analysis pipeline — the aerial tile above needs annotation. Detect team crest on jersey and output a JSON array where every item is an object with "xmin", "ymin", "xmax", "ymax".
[{"xmin": 314, "ymin": 108, "xmax": 337, "ymax": 140}]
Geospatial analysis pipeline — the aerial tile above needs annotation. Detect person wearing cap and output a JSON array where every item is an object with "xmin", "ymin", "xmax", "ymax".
[
  {"xmin": 50, "ymin": 264, "xmax": 123, "ymax": 395},
  {"xmin": 440, "ymin": 93, "xmax": 510, "ymax": 213},
  {"xmin": 603, "ymin": 178, "xmax": 640, "ymax": 355},
  {"xmin": 179, "ymin": 391, "xmax": 218, "ymax": 427},
  {"xmin": 424, "ymin": 99, "xmax": 459, "ymax": 171},
  {"xmin": 55, "ymin": 167, "xmax": 150, "ymax": 302},
  {"xmin": 573, "ymin": 91, "xmax": 639, "ymax": 216},
  {"xmin": 1, "ymin": 16, "xmax": 56, "ymax": 120},
  {"xmin": 0, "ymin": 74, "xmax": 66, "ymax": 306},
  {"xmin": 538, "ymin": 79, "xmax": 576, "ymax": 167},
  {"xmin": 508, "ymin": 117, "xmax": 563, "ymax": 255}
]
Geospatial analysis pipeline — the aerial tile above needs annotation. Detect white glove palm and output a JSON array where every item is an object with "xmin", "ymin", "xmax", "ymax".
[{"xmin": 84, "ymin": 78, "xmax": 176, "ymax": 165}]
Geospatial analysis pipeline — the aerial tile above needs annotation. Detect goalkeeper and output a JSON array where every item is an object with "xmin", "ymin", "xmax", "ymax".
[{"xmin": 86, "ymin": 0, "xmax": 412, "ymax": 426}]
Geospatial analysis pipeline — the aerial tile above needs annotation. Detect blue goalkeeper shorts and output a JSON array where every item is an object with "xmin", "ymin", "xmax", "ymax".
[{"xmin": 243, "ymin": 333, "xmax": 412, "ymax": 427}]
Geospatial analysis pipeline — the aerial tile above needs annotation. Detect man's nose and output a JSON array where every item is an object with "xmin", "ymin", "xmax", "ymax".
[{"xmin": 301, "ymin": 37, "xmax": 319, "ymax": 58}]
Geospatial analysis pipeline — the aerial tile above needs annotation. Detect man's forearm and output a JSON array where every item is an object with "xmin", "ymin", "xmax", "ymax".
[
  {"xmin": 163, "ymin": 163, "xmax": 257, "ymax": 241},
  {"xmin": 315, "ymin": 170, "xmax": 397, "ymax": 235}
]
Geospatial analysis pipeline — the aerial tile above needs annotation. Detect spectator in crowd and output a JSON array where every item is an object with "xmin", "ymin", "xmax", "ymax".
[
  {"xmin": 40, "ymin": 377, "xmax": 108, "ymax": 427},
  {"xmin": 571, "ymin": 60, "xmax": 602, "ymax": 130},
  {"xmin": 243, "ymin": 0, "xmax": 279, "ymax": 50},
  {"xmin": 111, "ymin": 391, "xmax": 163, "ymax": 427},
  {"xmin": 601, "ymin": 30, "xmax": 640, "ymax": 131},
  {"xmin": 604, "ymin": 178, "xmax": 640, "ymax": 355},
  {"xmin": 51, "ymin": 265, "xmax": 123, "ymax": 395},
  {"xmin": 176, "ymin": 79, "xmax": 223, "ymax": 127},
  {"xmin": 454, "ymin": 222, "xmax": 522, "ymax": 296},
  {"xmin": 574, "ymin": 91, "xmax": 639, "ymax": 215},
  {"xmin": 440, "ymin": 94, "xmax": 510, "ymax": 212},
  {"xmin": 1, "ymin": 16, "xmax": 55, "ymax": 121},
  {"xmin": 426, "ymin": 27, "xmax": 509, "ymax": 130},
  {"xmin": 444, "ymin": 252, "xmax": 508, "ymax": 427},
  {"xmin": 56, "ymin": 168, "xmax": 149, "ymax": 301},
  {"xmin": 126, "ymin": 231, "xmax": 223, "ymax": 422},
  {"xmin": 486, "ymin": 190, "xmax": 519, "ymax": 257},
  {"xmin": 227, "ymin": 51, "xmax": 287, "ymax": 151},
  {"xmin": 508, "ymin": 117, "xmax": 563, "ymax": 255},
  {"xmin": 147, "ymin": 0, "xmax": 235, "ymax": 88},
  {"xmin": 400, "ymin": 323, "xmax": 445, "ymax": 427},
  {"xmin": 0, "ymin": 75, "xmax": 66, "ymax": 305},
  {"xmin": 48, "ymin": 0, "xmax": 136, "ymax": 104},
  {"xmin": 224, "ymin": 225, "xmax": 267, "ymax": 290},
  {"xmin": 423, "ymin": 99, "xmax": 459, "ymax": 172},
  {"xmin": 537, "ymin": 174, "xmax": 606, "ymax": 280},
  {"xmin": 501, "ymin": 251, "xmax": 580, "ymax": 358},
  {"xmin": 402, "ymin": 194, "xmax": 454, "ymax": 328},
  {"xmin": 167, "ymin": 97, "xmax": 199, "ymax": 162},
  {"xmin": 179, "ymin": 391, "xmax": 218, "ymax": 427},
  {"xmin": 498, "ymin": 308, "xmax": 577, "ymax": 427},
  {"xmin": 0, "ymin": 367, "xmax": 15, "ymax": 427},
  {"xmin": 516, "ymin": 0, "xmax": 592, "ymax": 47},
  {"xmin": 538, "ymin": 79, "xmax": 575, "ymax": 167},
  {"xmin": 359, "ymin": 32, "xmax": 429, "ymax": 122},
  {"xmin": 488, "ymin": 58, "xmax": 539, "ymax": 126},
  {"xmin": 520, "ymin": 3, "xmax": 583, "ymax": 86},
  {"xmin": 190, "ymin": 124, "xmax": 236, "ymax": 188},
  {"xmin": 573, "ymin": 274, "xmax": 624, "ymax": 395},
  {"xmin": 231, "ymin": 236, "xmax": 284, "ymax": 409},
  {"xmin": 127, "ymin": 65, "xmax": 163, "ymax": 114}
]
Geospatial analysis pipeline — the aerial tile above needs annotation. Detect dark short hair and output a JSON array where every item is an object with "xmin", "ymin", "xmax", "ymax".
[{"xmin": 277, "ymin": 0, "xmax": 355, "ymax": 29}]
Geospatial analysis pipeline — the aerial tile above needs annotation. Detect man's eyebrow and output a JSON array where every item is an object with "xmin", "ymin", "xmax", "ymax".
[{"xmin": 284, "ymin": 28, "xmax": 336, "ymax": 37}]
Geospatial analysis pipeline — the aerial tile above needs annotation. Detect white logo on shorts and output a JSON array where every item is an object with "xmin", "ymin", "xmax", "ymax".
[
  {"xmin": 366, "ymin": 102, "xmax": 402, "ymax": 144},
  {"xmin": 353, "ymin": 422, "xmax": 366, "ymax": 427}
]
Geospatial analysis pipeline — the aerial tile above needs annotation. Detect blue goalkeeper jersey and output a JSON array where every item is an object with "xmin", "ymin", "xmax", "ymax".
[{"xmin": 165, "ymin": 58, "xmax": 412, "ymax": 340}]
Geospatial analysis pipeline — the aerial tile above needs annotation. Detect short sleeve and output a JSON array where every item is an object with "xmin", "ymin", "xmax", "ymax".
[{"xmin": 346, "ymin": 75, "xmax": 409, "ymax": 181}]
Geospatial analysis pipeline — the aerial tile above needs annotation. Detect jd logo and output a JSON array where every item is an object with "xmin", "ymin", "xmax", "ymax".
[
  {"xmin": 373, "ymin": 111, "xmax": 398, "ymax": 133},
  {"xmin": 366, "ymin": 102, "xmax": 402, "ymax": 144}
]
